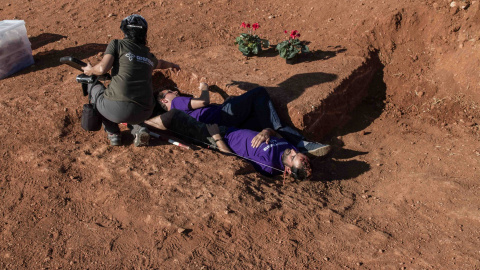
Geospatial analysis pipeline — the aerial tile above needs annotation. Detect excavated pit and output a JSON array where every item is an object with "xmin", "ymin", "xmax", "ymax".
[{"xmin": 153, "ymin": 49, "xmax": 383, "ymax": 142}]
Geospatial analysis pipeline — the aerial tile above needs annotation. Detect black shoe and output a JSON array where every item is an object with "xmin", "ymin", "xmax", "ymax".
[{"xmin": 76, "ymin": 74, "xmax": 97, "ymax": 84}]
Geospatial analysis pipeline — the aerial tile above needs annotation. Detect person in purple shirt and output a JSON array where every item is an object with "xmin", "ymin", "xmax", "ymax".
[
  {"xmin": 206, "ymin": 124, "xmax": 312, "ymax": 179},
  {"xmin": 156, "ymin": 82, "xmax": 331, "ymax": 158}
]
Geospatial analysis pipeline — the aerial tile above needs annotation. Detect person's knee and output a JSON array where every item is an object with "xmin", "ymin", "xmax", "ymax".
[
  {"xmin": 250, "ymin": 87, "xmax": 269, "ymax": 100},
  {"xmin": 90, "ymin": 83, "xmax": 106, "ymax": 104},
  {"xmin": 160, "ymin": 109, "xmax": 179, "ymax": 128},
  {"xmin": 251, "ymin": 86, "xmax": 267, "ymax": 95}
]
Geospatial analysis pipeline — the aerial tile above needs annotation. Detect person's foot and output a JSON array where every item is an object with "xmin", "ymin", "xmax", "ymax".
[
  {"xmin": 134, "ymin": 127, "xmax": 150, "ymax": 147},
  {"xmin": 298, "ymin": 141, "xmax": 332, "ymax": 158},
  {"xmin": 107, "ymin": 132, "xmax": 122, "ymax": 146},
  {"xmin": 199, "ymin": 82, "xmax": 208, "ymax": 91}
]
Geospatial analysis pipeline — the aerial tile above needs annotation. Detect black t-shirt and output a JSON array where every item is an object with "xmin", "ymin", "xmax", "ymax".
[{"xmin": 104, "ymin": 39, "xmax": 158, "ymax": 109}]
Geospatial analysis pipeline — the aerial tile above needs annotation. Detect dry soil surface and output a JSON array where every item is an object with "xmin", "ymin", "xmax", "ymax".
[{"xmin": 1, "ymin": 0, "xmax": 480, "ymax": 269}]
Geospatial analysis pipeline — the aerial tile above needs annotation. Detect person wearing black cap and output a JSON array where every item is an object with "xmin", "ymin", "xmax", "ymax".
[{"xmin": 81, "ymin": 14, "xmax": 180, "ymax": 146}]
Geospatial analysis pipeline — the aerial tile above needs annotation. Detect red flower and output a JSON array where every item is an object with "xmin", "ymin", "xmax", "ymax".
[
  {"xmin": 296, "ymin": 33, "xmax": 301, "ymax": 38},
  {"xmin": 246, "ymin": 23, "xmax": 251, "ymax": 28},
  {"xmin": 241, "ymin": 22, "xmax": 246, "ymax": 28},
  {"xmin": 290, "ymin": 30, "xmax": 299, "ymax": 39},
  {"xmin": 284, "ymin": 30, "xmax": 288, "ymax": 34},
  {"xmin": 252, "ymin": 23, "xmax": 260, "ymax": 30}
]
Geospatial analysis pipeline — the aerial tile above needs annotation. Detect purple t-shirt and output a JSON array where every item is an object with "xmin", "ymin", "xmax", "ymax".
[
  {"xmin": 171, "ymin": 96, "xmax": 222, "ymax": 124},
  {"xmin": 224, "ymin": 128, "xmax": 297, "ymax": 176}
]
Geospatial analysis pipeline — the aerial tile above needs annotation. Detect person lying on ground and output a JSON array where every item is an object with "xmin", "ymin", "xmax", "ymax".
[
  {"xmin": 155, "ymin": 83, "xmax": 331, "ymax": 158},
  {"xmin": 144, "ymin": 109, "xmax": 312, "ymax": 179},
  {"xmin": 205, "ymin": 124, "xmax": 312, "ymax": 179},
  {"xmin": 79, "ymin": 14, "xmax": 180, "ymax": 147}
]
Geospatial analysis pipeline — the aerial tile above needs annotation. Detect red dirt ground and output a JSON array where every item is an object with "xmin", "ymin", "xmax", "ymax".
[{"xmin": 1, "ymin": 0, "xmax": 480, "ymax": 269}]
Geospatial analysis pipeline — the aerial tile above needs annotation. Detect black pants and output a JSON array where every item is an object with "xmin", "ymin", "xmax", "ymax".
[{"xmin": 218, "ymin": 87, "xmax": 305, "ymax": 145}]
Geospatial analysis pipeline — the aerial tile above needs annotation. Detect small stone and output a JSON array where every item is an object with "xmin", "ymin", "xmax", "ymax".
[
  {"xmin": 450, "ymin": 1, "xmax": 457, "ymax": 7},
  {"xmin": 416, "ymin": 91, "xmax": 425, "ymax": 97},
  {"xmin": 177, "ymin": 228, "xmax": 185, "ymax": 234}
]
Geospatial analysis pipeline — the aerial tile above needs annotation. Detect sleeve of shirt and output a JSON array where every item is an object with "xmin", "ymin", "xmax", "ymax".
[
  {"xmin": 171, "ymin": 97, "xmax": 193, "ymax": 112},
  {"xmin": 257, "ymin": 164, "xmax": 275, "ymax": 176},
  {"xmin": 104, "ymin": 39, "xmax": 116, "ymax": 55}
]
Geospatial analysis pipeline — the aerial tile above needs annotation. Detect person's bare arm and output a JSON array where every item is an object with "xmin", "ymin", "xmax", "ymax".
[
  {"xmin": 206, "ymin": 124, "xmax": 232, "ymax": 153},
  {"xmin": 189, "ymin": 82, "xmax": 210, "ymax": 109},
  {"xmin": 156, "ymin": 59, "xmax": 180, "ymax": 71},
  {"xmin": 82, "ymin": 54, "xmax": 114, "ymax": 76}
]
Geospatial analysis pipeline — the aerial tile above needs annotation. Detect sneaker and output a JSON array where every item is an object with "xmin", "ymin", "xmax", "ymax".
[
  {"xmin": 299, "ymin": 141, "xmax": 332, "ymax": 158},
  {"xmin": 134, "ymin": 127, "xmax": 150, "ymax": 147},
  {"xmin": 107, "ymin": 132, "xmax": 122, "ymax": 146}
]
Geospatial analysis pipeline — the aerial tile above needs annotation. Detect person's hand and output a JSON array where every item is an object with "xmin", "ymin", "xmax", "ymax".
[
  {"xmin": 82, "ymin": 62, "xmax": 93, "ymax": 76},
  {"xmin": 199, "ymin": 82, "xmax": 209, "ymax": 92},
  {"xmin": 251, "ymin": 129, "xmax": 270, "ymax": 148}
]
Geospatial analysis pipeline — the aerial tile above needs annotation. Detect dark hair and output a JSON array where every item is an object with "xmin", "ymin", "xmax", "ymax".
[
  {"xmin": 120, "ymin": 14, "xmax": 148, "ymax": 45},
  {"xmin": 156, "ymin": 91, "xmax": 168, "ymax": 111},
  {"xmin": 281, "ymin": 149, "xmax": 312, "ymax": 180},
  {"xmin": 290, "ymin": 162, "xmax": 312, "ymax": 180}
]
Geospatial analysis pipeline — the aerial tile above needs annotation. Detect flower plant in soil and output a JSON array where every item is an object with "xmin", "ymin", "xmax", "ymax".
[
  {"xmin": 235, "ymin": 22, "xmax": 269, "ymax": 56},
  {"xmin": 276, "ymin": 30, "xmax": 309, "ymax": 60}
]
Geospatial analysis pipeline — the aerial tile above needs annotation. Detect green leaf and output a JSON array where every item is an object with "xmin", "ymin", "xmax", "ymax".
[
  {"xmin": 301, "ymin": 45, "xmax": 310, "ymax": 53},
  {"xmin": 252, "ymin": 45, "xmax": 259, "ymax": 54},
  {"xmin": 276, "ymin": 41, "xmax": 288, "ymax": 51},
  {"xmin": 239, "ymin": 45, "xmax": 250, "ymax": 56},
  {"xmin": 278, "ymin": 48, "xmax": 288, "ymax": 59},
  {"xmin": 286, "ymin": 47, "xmax": 300, "ymax": 59},
  {"xmin": 291, "ymin": 39, "xmax": 301, "ymax": 46}
]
